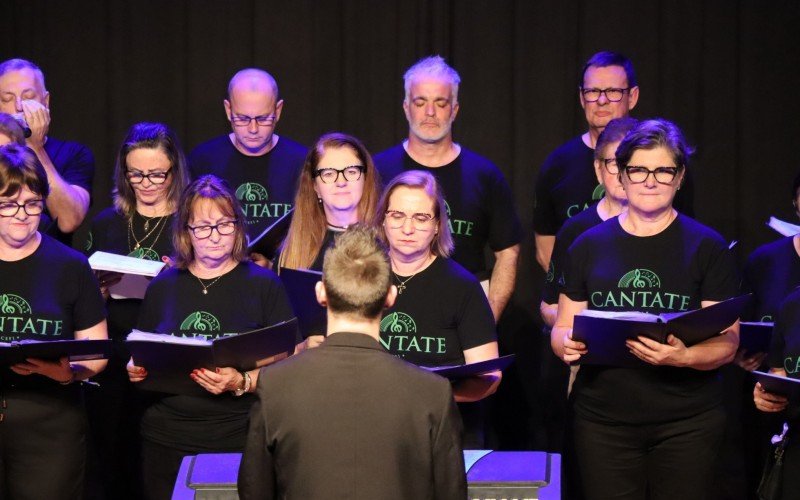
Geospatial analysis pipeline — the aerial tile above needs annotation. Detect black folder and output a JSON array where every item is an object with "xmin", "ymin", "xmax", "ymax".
[
  {"xmin": 754, "ymin": 370, "xmax": 800, "ymax": 400},
  {"xmin": 426, "ymin": 354, "xmax": 515, "ymax": 380},
  {"xmin": 279, "ymin": 267, "xmax": 327, "ymax": 338},
  {"xmin": 738, "ymin": 322, "xmax": 773, "ymax": 354},
  {"xmin": 247, "ymin": 208, "xmax": 293, "ymax": 259},
  {"xmin": 126, "ymin": 318, "xmax": 298, "ymax": 395},
  {"xmin": 0, "ymin": 338, "xmax": 112, "ymax": 366},
  {"xmin": 571, "ymin": 294, "xmax": 750, "ymax": 368}
]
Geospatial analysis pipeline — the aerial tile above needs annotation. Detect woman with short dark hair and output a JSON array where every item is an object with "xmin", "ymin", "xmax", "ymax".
[
  {"xmin": 0, "ymin": 144, "xmax": 107, "ymax": 499},
  {"xmin": 551, "ymin": 119, "xmax": 739, "ymax": 499}
]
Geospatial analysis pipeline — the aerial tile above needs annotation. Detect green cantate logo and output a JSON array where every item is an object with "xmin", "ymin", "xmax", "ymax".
[
  {"xmin": 591, "ymin": 184, "xmax": 606, "ymax": 200},
  {"xmin": 0, "ymin": 294, "xmax": 32, "ymax": 315},
  {"xmin": 618, "ymin": 269, "xmax": 661, "ymax": 289},
  {"xmin": 546, "ymin": 261, "xmax": 555, "ymax": 283},
  {"xmin": 85, "ymin": 232, "xmax": 93, "ymax": 252},
  {"xmin": 444, "ymin": 200, "xmax": 452, "ymax": 217},
  {"xmin": 380, "ymin": 312, "xmax": 417, "ymax": 334},
  {"xmin": 235, "ymin": 183, "xmax": 269, "ymax": 202},
  {"xmin": 128, "ymin": 247, "xmax": 160, "ymax": 261},
  {"xmin": 180, "ymin": 311, "xmax": 221, "ymax": 332}
]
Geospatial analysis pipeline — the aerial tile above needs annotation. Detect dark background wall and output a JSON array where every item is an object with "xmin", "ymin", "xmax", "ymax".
[{"xmin": 3, "ymin": 0, "xmax": 799, "ymax": 447}]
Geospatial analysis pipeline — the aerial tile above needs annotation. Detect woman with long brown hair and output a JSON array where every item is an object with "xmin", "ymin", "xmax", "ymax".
[{"xmin": 276, "ymin": 132, "xmax": 381, "ymax": 271}]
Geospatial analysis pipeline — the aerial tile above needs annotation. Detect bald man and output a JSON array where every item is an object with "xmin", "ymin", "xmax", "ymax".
[{"xmin": 188, "ymin": 68, "xmax": 307, "ymax": 257}]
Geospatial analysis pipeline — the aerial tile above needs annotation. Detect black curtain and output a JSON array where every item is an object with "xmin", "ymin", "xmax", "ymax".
[{"xmin": 3, "ymin": 0, "xmax": 799, "ymax": 447}]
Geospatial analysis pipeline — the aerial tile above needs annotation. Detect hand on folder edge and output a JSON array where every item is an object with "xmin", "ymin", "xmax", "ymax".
[
  {"xmin": 10, "ymin": 355, "xmax": 74, "ymax": 383},
  {"xmin": 556, "ymin": 329, "xmax": 587, "ymax": 364},
  {"xmin": 626, "ymin": 334, "xmax": 689, "ymax": 367},
  {"xmin": 734, "ymin": 348, "xmax": 767, "ymax": 372},
  {"xmin": 754, "ymin": 369, "xmax": 789, "ymax": 413},
  {"xmin": 95, "ymin": 270, "xmax": 124, "ymax": 299}
]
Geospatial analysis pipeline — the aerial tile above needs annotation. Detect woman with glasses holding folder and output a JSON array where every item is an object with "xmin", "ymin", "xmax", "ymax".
[
  {"xmin": 126, "ymin": 175, "xmax": 294, "ymax": 500},
  {"xmin": 276, "ymin": 133, "xmax": 381, "ymax": 348},
  {"xmin": 550, "ymin": 119, "xmax": 739, "ymax": 499},
  {"xmin": 83, "ymin": 122, "xmax": 190, "ymax": 499},
  {"xmin": 375, "ymin": 170, "xmax": 500, "ymax": 447},
  {"xmin": 0, "ymin": 144, "xmax": 108, "ymax": 499}
]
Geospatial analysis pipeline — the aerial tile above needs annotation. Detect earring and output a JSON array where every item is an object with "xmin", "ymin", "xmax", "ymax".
[{"xmin": 317, "ymin": 197, "xmax": 322, "ymax": 204}]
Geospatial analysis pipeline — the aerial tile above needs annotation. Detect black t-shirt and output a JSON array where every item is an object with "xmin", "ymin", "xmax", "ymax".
[
  {"xmin": 768, "ymin": 287, "xmax": 800, "ymax": 377},
  {"xmin": 0, "ymin": 235, "xmax": 105, "ymax": 388},
  {"xmin": 38, "ymin": 137, "xmax": 96, "ymax": 245},
  {"xmin": 533, "ymin": 135, "xmax": 695, "ymax": 236},
  {"xmin": 85, "ymin": 208, "xmax": 176, "ymax": 340},
  {"xmin": 379, "ymin": 257, "xmax": 496, "ymax": 367},
  {"xmin": 188, "ymin": 135, "xmax": 307, "ymax": 241},
  {"xmin": 137, "ymin": 261, "xmax": 295, "ymax": 452},
  {"xmin": 562, "ymin": 214, "xmax": 739, "ymax": 424},
  {"xmin": 742, "ymin": 236, "xmax": 800, "ymax": 322},
  {"xmin": 374, "ymin": 145, "xmax": 522, "ymax": 279},
  {"xmin": 308, "ymin": 228, "xmax": 340, "ymax": 272},
  {"xmin": 541, "ymin": 202, "xmax": 603, "ymax": 305}
]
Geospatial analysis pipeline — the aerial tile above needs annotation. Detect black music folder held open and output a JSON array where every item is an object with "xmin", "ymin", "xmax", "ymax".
[
  {"xmin": 247, "ymin": 208, "xmax": 294, "ymax": 259},
  {"xmin": 754, "ymin": 370, "xmax": 800, "ymax": 399},
  {"xmin": 0, "ymin": 338, "xmax": 112, "ymax": 366},
  {"xmin": 571, "ymin": 294, "xmax": 750, "ymax": 368},
  {"xmin": 426, "ymin": 354, "xmax": 515, "ymax": 380},
  {"xmin": 126, "ymin": 318, "xmax": 298, "ymax": 395},
  {"xmin": 279, "ymin": 267, "xmax": 326, "ymax": 338}
]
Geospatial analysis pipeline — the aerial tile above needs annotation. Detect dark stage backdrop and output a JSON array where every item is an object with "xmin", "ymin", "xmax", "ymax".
[{"xmin": 3, "ymin": 0, "xmax": 799, "ymax": 448}]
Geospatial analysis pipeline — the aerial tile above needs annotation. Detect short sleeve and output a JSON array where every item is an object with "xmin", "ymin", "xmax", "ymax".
[
  {"xmin": 532, "ymin": 156, "xmax": 557, "ymax": 235},
  {"xmin": 560, "ymin": 235, "xmax": 592, "ymax": 303},
  {"xmin": 456, "ymin": 276, "xmax": 498, "ymax": 351},
  {"xmin": 698, "ymin": 238, "xmax": 740, "ymax": 302},
  {"xmin": 73, "ymin": 258, "xmax": 106, "ymax": 331},
  {"xmin": 486, "ymin": 168, "xmax": 522, "ymax": 251}
]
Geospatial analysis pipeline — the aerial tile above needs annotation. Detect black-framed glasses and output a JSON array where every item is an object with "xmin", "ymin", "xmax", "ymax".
[
  {"xmin": 624, "ymin": 166, "xmax": 679, "ymax": 184},
  {"xmin": 384, "ymin": 210, "xmax": 436, "ymax": 230},
  {"xmin": 126, "ymin": 169, "xmax": 172, "ymax": 185},
  {"xmin": 581, "ymin": 87, "xmax": 629, "ymax": 103},
  {"xmin": 186, "ymin": 220, "xmax": 238, "ymax": 239},
  {"xmin": 230, "ymin": 113, "xmax": 277, "ymax": 127},
  {"xmin": 0, "ymin": 199, "xmax": 45, "ymax": 217},
  {"xmin": 602, "ymin": 158, "xmax": 619, "ymax": 175},
  {"xmin": 313, "ymin": 166, "xmax": 365, "ymax": 184}
]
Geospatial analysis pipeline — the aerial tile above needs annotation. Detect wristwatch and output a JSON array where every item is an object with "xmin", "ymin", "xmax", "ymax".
[{"xmin": 233, "ymin": 371, "xmax": 251, "ymax": 397}]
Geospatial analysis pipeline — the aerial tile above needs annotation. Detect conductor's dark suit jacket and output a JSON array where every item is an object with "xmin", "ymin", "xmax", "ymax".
[{"xmin": 238, "ymin": 331, "xmax": 467, "ymax": 499}]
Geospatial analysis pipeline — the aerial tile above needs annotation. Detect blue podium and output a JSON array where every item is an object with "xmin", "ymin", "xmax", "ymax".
[{"xmin": 172, "ymin": 450, "xmax": 560, "ymax": 499}]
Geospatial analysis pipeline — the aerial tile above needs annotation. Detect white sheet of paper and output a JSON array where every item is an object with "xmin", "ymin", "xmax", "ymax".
[
  {"xmin": 767, "ymin": 217, "xmax": 800, "ymax": 237},
  {"xmin": 88, "ymin": 251, "xmax": 165, "ymax": 277}
]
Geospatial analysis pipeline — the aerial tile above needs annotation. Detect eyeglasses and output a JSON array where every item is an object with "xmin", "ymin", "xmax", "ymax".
[
  {"xmin": 0, "ymin": 199, "xmax": 44, "ymax": 217},
  {"xmin": 313, "ymin": 166, "xmax": 365, "ymax": 184},
  {"xmin": 384, "ymin": 210, "xmax": 436, "ymax": 230},
  {"xmin": 126, "ymin": 169, "xmax": 171, "ymax": 185},
  {"xmin": 624, "ymin": 166, "xmax": 680, "ymax": 184},
  {"xmin": 230, "ymin": 113, "xmax": 277, "ymax": 127},
  {"xmin": 581, "ymin": 87, "xmax": 630, "ymax": 103},
  {"xmin": 186, "ymin": 220, "xmax": 238, "ymax": 239},
  {"xmin": 602, "ymin": 158, "xmax": 619, "ymax": 174}
]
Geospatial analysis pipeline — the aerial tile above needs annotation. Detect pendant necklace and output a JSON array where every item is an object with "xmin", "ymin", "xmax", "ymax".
[
  {"xmin": 128, "ymin": 213, "xmax": 167, "ymax": 252},
  {"xmin": 195, "ymin": 275, "xmax": 224, "ymax": 295},
  {"xmin": 391, "ymin": 254, "xmax": 431, "ymax": 295}
]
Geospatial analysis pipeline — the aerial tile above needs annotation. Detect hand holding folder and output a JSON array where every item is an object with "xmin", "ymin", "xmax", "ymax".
[
  {"xmin": 571, "ymin": 295, "xmax": 750, "ymax": 368},
  {"xmin": 126, "ymin": 318, "xmax": 298, "ymax": 395}
]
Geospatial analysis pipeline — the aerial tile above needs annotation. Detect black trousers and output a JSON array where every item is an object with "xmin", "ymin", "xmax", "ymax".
[
  {"xmin": 0, "ymin": 386, "xmax": 86, "ymax": 500},
  {"xmin": 572, "ymin": 406, "xmax": 726, "ymax": 500},
  {"xmin": 141, "ymin": 439, "xmax": 190, "ymax": 500}
]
